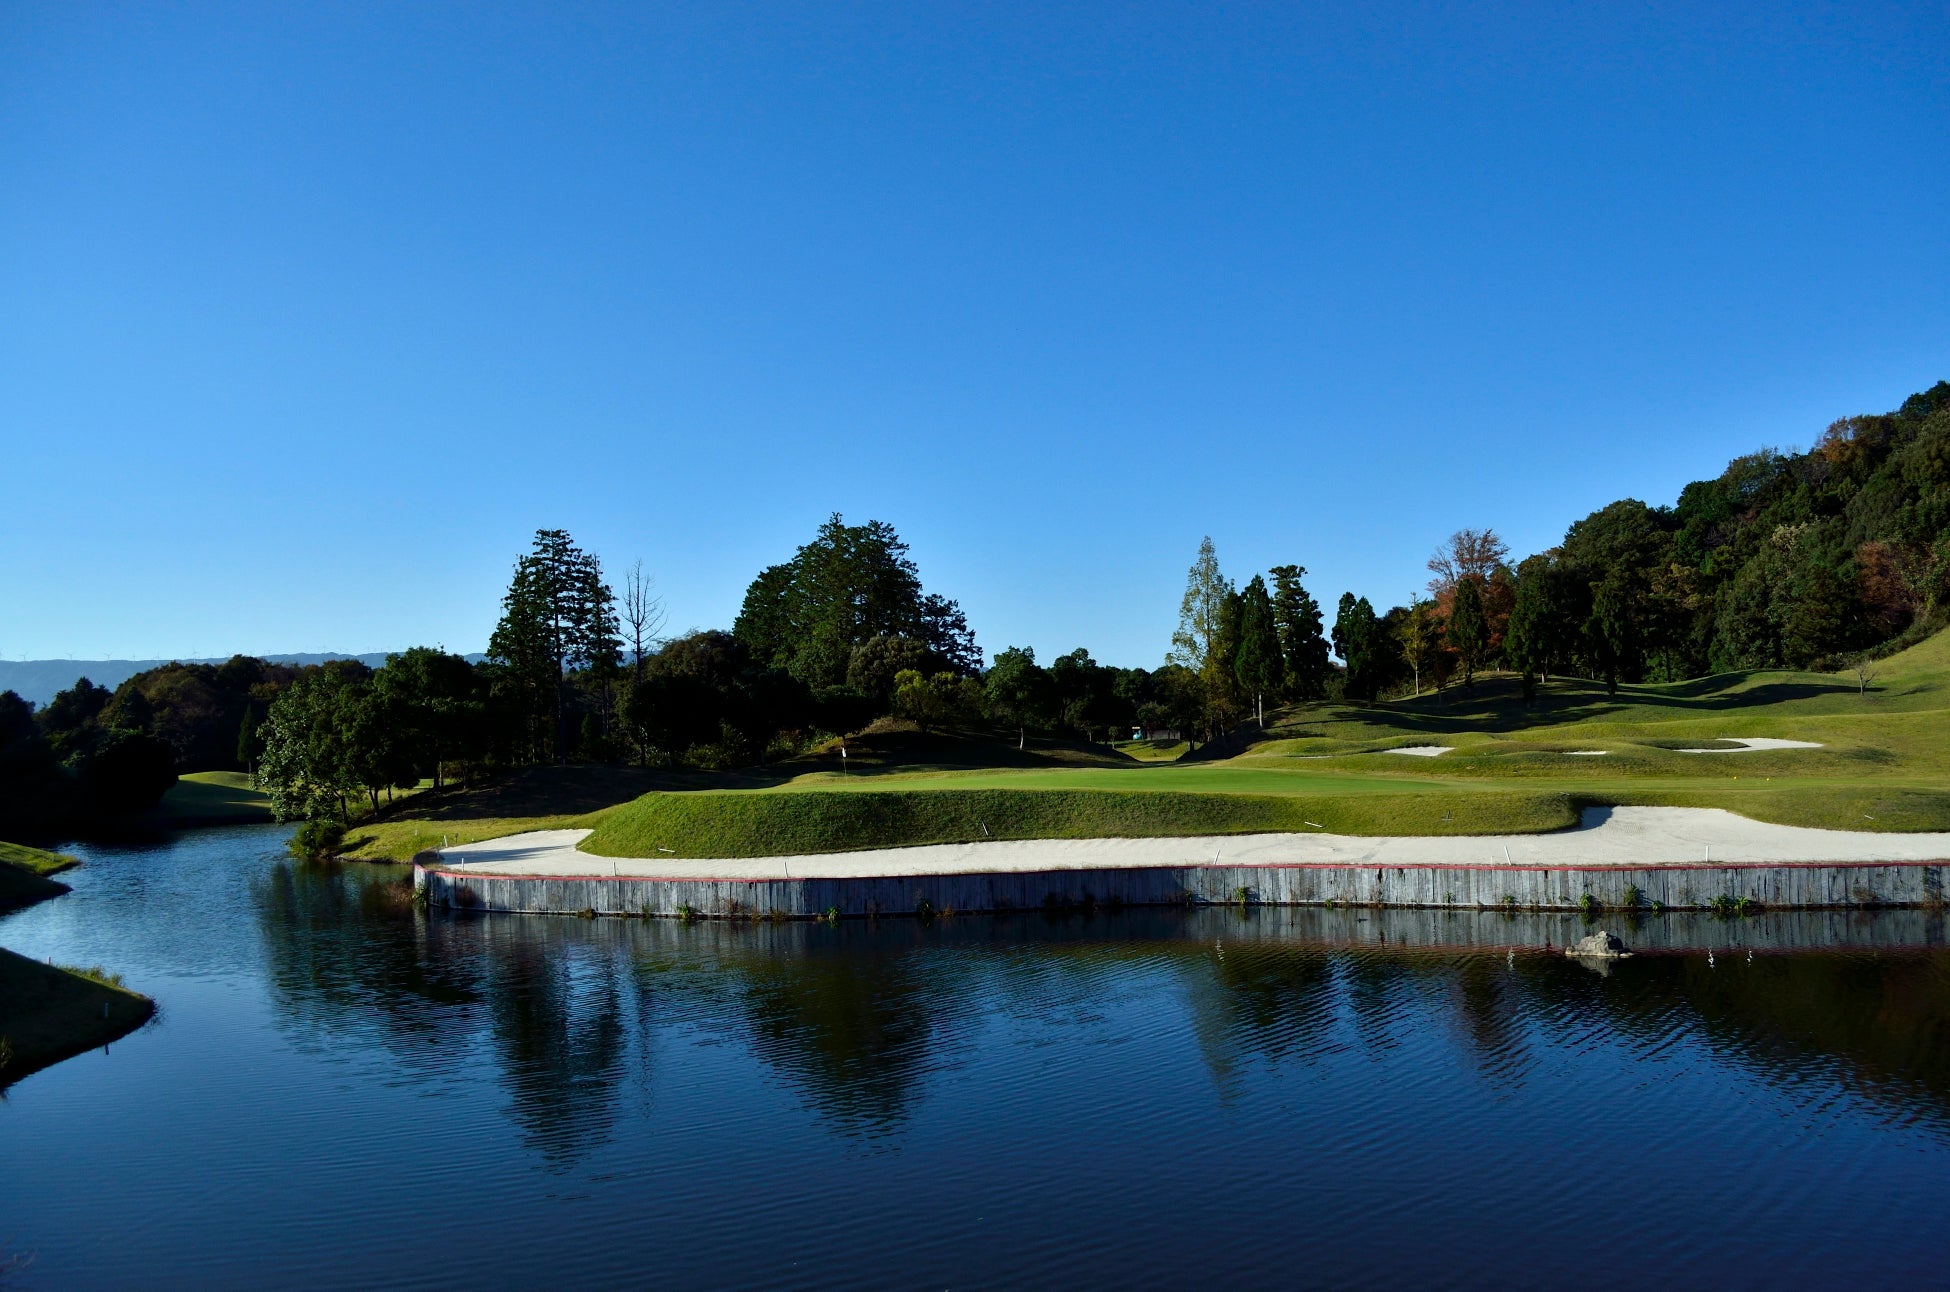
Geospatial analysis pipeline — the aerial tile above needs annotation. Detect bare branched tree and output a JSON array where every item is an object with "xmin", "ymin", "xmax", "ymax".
[
  {"xmin": 1852, "ymin": 655, "xmax": 1879, "ymax": 698},
  {"xmin": 620, "ymin": 559, "xmax": 667, "ymax": 678},
  {"xmin": 1426, "ymin": 528, "xmax": 1510, "ymax": 600}
]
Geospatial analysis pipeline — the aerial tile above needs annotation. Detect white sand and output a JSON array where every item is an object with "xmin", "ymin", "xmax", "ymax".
[
  {"xmin": 1565, "ymin": 750, "xmax": 1609, "ymax": 756},
  {"xmin": 427, "ymin": 807, "xmax": 1950, "ymax": 881},
  {"xmin": 1677, "ymin": 737, "xmax": 1824, "ymax": 753},
  {"xmin": 1383, "ymin": 746, "xmax": 1453, "ymax": 756}
]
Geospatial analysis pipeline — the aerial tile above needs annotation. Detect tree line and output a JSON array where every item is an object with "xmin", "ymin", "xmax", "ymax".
[
  {"xmin": 8, "ymin": 379, "xmax": 1944, "ymax": 834},
  {"xmin": 1319, "ymin": 380, "xmax": 1950, "ymax": 702}
]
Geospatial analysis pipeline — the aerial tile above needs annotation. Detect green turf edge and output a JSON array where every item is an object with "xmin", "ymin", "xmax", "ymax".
[
  {"xmin": 579, "ymin": 787, "xmax": 1582, "ymax": 860},
  {"xmin": 0, "ymin": 948, "xmax": 155, "ymax": 1088},
  {"xmin": 0, "ymin": 841, "xmax": 78, "ymax": 911}
]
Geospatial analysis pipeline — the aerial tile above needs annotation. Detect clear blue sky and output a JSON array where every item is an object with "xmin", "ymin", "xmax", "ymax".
[{"xmin": 3, "ymin": 2, "xmax": 1945, "ymax": 666}]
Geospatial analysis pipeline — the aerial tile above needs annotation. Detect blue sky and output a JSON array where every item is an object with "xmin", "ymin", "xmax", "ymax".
[{"xmin": 3, "ymin": 2, "xmax": 1945, "ymax": 667}]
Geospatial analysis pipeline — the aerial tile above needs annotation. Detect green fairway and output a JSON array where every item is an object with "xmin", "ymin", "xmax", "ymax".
[
  {"xmin": 159, "ymin": 770, "xmax": 275, "ymax": 826},
  {"xmin": 345, "ymin": 627, "xmax": 1950, "ymax": 862}
]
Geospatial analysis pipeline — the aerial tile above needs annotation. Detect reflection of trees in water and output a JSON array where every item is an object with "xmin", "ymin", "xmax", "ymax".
[
  {"xmin": 477, "ymin": 920, "xmax": 629, "ymax": 1166},
  {"xmin": 1164, "ymin": 910, "xmax": 1950, "ymax": 1129},
  {"xmin": 254, "ymin": 864, "xmax": 636, "ymax": 1166},
  {"xmin": 1177, "ymin": 922, "xmax": 1340, "ymax": 1098},
  {"xmin": 1546, "ymin": 951, "xmax": 1950, "ymax": 1134},
  {"xmin": 255, "ymin": 875, "xmax": 1950, "ymax": 1151},
  {"xmin": 253, "ymin": 862, "xmax": 484, "ymax": 1059},
  {"xmin": 1444, "ymin": 955, "xmax": 1535, "ymax": 1088},
  {"xmin": 634, "ymin": 920, "xmax": 984, "ymax": 1139}
]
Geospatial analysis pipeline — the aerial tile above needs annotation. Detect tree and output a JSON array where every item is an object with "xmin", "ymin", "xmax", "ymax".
[
  {"xmin": 81, "ymin": 732, "xmax": 177, "ymax": 814},
  {"xmin": 1447, "ymin": 576, "xmax": 1489, "ymax": 687},
  {"xmin": 1267, "ymin": 565, "xmax": 1331, "ymax": 699},
  {"xmin": 1396, "ymin": 598, "xmax": 1444, "ymax": 697},
  {"xmin": 236, "ymin": 702, "xmax": 262, "ymax": 774},
  {"xmin": 984, "ymin": 647, "xmax": 1053, "ymax": 749},
  {"xmin": 1426, "ymin": 529, "xmax": 1510, "ymax": 600},
  {"xmin": 1586, "ymin": 576, "xmax": 1637, "ymax": 696},
  {"xmin": 1233, "ymin": 575, "xmax": 1282, "ymax": 725},
  {"xmin": 892, "ymin": 671, "xmax": 978, "ymax": 733},
  {"xmin": 1168, "ymin": 537, "xmax": 1230, "ymax": 675},
  {"xmin": 488, "ymin": 529, "xmax": 620, "ymax": 766},
  {"xmin": 846, "ymin": 635, "xmax": 931, "ymax": 709},
  {"xmin": 1503, "ymin": 555, "xmax": 1560, "ymax": 701},
  {"xmin": 255, "ymin": 663, "xmax": 371, "ymax": 822},
  {"xmin": 373, "ymin": 647, "xmax": 482, "ymax": 789},
  {"xmin": 1334, "ymin": 595, "xmax": 1387, "ymax": 703},
  {"xmin": 1050, "ymin": 648, "xmax": 1119, "ymax": 743},
  {"xmin": 619, "ymin": 559, "xmax": 667, "ymax": 679},
  {"xmin": 1168, "ymin": 537, "xmax": 1239, "ymax": 742},
  {"xmin": 733, "ymin": 514, "xmax": 978, "ymax": 692}
]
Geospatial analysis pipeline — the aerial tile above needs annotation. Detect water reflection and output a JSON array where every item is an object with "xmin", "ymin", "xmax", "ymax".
[{"xmin": 246, "ymin": 866, "xmax": 1950, "ymax": 1148}]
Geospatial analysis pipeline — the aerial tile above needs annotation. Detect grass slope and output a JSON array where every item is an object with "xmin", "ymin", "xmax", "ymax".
[
  {"xmin": 0, "ymin": 948, "xmax": 154, "ymax": 1087},
  {"xmin": 158, "ymin": 770, "xmax": 275, "ymax": 826},
  {"xmin": 582, "ymin": 786, "xmax": 1577, "ymax": 859},
  {"xmin": 352, "ymin": 628, "xmax": 1950, "ymax": 861},
  {"xmin": 0, "ymin": 841, "xmax": 78, "ymax": 911}
]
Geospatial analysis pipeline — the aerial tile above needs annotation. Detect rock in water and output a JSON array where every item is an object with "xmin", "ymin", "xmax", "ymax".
[{"xmin": 1567, "ymin": 930, "xmax": 1632, "ymax": 959}]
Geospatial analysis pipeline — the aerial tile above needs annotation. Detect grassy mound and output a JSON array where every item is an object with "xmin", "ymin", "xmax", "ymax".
[
  {"xmin": 0, "ymin": 841, "xmax": 79, "ymax": 912},
  {"xmin": 0, "ymin": 948, "xmax": 154, "ymax": 1087},
  {"xmin": 582, "ymin": 786, "xmax": 1579, "ymax": 859}
]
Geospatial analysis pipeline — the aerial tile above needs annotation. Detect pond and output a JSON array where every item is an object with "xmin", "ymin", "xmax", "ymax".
[{"xmin": 4, "ymin": 825, "xmax": 1950, "ymax": 1287}]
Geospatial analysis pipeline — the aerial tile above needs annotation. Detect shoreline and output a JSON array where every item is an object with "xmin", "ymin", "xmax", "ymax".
[{"xmin": 0, "ymin": 949, "xmax": 155, "ymax": 1089}]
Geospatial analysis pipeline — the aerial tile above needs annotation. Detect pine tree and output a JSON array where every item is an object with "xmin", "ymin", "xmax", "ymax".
[
  {"xmin": 1268, "ymin": 565, "xmax": 1331, "ymax": 699},
  {"xmin": 488, "ymin": 529, "xmax": 620, "ymax": 765},
  {"xmin": 1169, "ymin": 537, "xmax": 1235, "ymax": 740},
  {"xmin": 1448, "ymin": 576, "xmax": 1489, "ymax": 687},
  {"xmin": 1233, "ymin": 575, "xmax": 1282, "ymax": 725},
  {"xmin": 1503, "ymin": 555, "xmax": 1559, "ymax": 701},
  {"xmin": 1334, "ymin": 595, "xmax": 1385, "ymax": 703}
]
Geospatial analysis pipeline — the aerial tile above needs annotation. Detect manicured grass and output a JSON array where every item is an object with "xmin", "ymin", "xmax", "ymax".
[
  {"xmin": 581, "ymin": 786, "xmax": 1578, "ymax": 859},
  {"xmin": 347, "ymin": 627, "xmax": 1950, "ymax": 861},
  {"xmin": 0, "ymin": 841, "xmax": 78, "ymax": 911},
  {"xmin": 0, "ymin": 840, "xmax": 79, "ymax": 877},
  {"xmin": 0, "ymin": 947, "xmax": 154, "ymax": 1087},
  {"xmin": 159, "ymin": 770, "xmax": 275, "ymax": 825},
  {"xmin": 1113, "ymin": 739, "xmax": 1190, "ymax": 762},
  {"xmin": 343, "ymin": 813, "xmax": 599, "ymax": 864}
]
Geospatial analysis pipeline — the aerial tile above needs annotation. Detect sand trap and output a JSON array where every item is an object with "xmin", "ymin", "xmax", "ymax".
[
  {"xmin": 1383, "ymin": 746, "xmax": 1453, "ymax": 757},
  {"xmin": 426, "ymin": 806, "xmax": 1950, "ymax": 881},
  {"xmin": 1565, "ymin": 750, "xmax": 1609, "ymax": 756},
  {"xmin": 1677, "ymin": 737, "xmax": 1824, "ymax": 754}
]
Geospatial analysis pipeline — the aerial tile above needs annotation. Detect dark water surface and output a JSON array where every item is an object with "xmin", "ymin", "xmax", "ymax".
[{"xmin": 6, "ymin": 827, "xmax": 1950, "ymax": 1289}]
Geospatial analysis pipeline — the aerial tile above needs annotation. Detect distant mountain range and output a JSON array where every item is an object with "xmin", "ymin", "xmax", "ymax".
[{"xmin": 0, "ymin": 654, "xmax": 487, "ymax": 708}]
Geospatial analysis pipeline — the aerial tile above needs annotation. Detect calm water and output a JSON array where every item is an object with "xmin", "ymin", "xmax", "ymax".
[{"xmin": 5, "ymin": 827, "xmax": 1950, "ymax": 1289}]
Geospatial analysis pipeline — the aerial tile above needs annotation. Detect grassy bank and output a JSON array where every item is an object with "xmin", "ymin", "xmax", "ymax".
[
  {"xmin": 0, "ymin": 948, "xmax": 154, "ymax": 1087},
  {"xmin": 0, "ymin": 841, "xmax": 79, "ymax": 912},
  {"xmin": 581, "ymin": 786, "xmax": 1579, "ymax": 859}
]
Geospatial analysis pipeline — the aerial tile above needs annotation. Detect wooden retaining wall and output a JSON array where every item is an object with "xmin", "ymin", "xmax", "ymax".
[{"xmin": 415, "ymin": 858, "xmax": 1950, "ymax": 919}]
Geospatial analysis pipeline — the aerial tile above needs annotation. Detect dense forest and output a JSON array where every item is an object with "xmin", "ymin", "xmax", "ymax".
[{"xmin": 3, "ymin": 380, "xmax": 1944, "ymax": 834}]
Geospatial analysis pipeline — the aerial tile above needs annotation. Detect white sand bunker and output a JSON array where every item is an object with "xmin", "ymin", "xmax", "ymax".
[
  {"xmin": 1677, "ymin": 737, "xmax": 1824, "ymax": 754},
  {"xmin": 1383, "ymin": 745, "xmax": 1453, "ymax": 757},
  {"xmin": 1565, "ymin": 750, "xmax": 1609, "ymax": 756}
]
